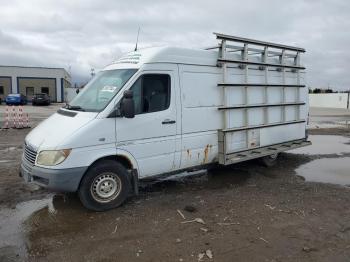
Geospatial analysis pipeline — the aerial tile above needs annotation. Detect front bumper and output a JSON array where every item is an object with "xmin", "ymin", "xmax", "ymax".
[{"xmin": 20, "ymin": 159, "xmax": 88, "ymax": 192}]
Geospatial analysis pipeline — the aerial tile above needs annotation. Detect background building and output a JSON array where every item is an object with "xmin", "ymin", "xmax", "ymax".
[{"xmin": 0, "ymin": 66, "xmax": 71, "ymax": 102}]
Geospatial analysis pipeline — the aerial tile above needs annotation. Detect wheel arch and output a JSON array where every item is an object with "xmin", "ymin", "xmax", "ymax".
[
  {"xmin": 77, "ymin": 149, "xmax": 139, "ymax": 193},
  {"xmin": 87, "ymin": 151, "xmax": 138, "ymax": 172}
]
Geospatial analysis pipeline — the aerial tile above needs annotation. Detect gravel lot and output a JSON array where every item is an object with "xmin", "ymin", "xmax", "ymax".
[{"xmin": 0, "ymin": 105, "xmax": 349, "ymax": 262}]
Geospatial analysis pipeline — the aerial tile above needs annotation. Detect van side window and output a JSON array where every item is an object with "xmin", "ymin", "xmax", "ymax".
[{"xmin": 131, "ymin": 74, "xmax": 170, "ymax": 114}]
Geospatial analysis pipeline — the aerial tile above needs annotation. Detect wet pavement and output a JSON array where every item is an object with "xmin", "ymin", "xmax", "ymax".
[
  {"xmin": 0, "ymin": 133, "xmax": 349, "ymax": 261},
  {"xmin": 290, "ymin": 135, "xmax": 350, "ymax": 186},
  {"xmin": 0, "ymin": 197, "xmax": 52, "ymax": 261},
  {"xmin": 309, "ymin": 107, "xmax": 350, "ymax": 129},
  {"xmin": 290, "ymin": 135, "xmax": 350, "ymax": 155},
  {"xmin": 295, "ymin": 158, "xmax": 350, "ymax": 186}
]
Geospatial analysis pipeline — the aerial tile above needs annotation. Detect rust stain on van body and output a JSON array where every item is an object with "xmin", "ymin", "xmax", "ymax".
[
  {"xmin": 203, "ymin": 144, "xmax": 212, "ymax": 164},
  {"xmin": 186, "ymin": 149, "xmax": 192, "ymax": 159}
]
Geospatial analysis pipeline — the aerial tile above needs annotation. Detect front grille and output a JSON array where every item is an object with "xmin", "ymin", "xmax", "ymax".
[{"xmin": 24, "ymin": 144, "xmax": 37, "ymax": 165}]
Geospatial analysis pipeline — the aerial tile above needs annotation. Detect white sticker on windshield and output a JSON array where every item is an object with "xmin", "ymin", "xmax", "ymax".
[{"xmin": 101, "ymin": 85, "xmax": 117, "ymax": 92}]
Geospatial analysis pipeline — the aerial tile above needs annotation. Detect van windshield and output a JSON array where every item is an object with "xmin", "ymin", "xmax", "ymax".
[{"xmin": 68, "ymin": 69, "xmax": 137, "ymax": 112}]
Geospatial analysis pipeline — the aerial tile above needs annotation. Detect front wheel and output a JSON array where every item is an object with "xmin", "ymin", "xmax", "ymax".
[
  {"xmin": 260, "ymin": 153, "xmax": 279, "ymax": 167},
  {"xmin": 78, "ymin": 160, "xmax": 131, "ymax": 211}
]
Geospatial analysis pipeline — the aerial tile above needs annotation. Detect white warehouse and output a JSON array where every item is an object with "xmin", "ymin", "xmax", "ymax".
[{"xmin": 0, "ymin": 65, "xmax": 71, "ymax": 102}]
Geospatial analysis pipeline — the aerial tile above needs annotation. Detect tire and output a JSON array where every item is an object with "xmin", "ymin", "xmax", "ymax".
[
  {"xmin": 78, "ymin": 160, "xmax": 131, "ymax": 211},
  {"xmin": 260, "ymin": 153, "xmax": 279, "ymax": 167}
]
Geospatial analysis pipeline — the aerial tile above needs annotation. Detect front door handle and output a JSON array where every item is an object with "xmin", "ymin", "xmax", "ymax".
[{"xmin": 162, "ymin": 119, "xmax": 176, "ymax": 125}]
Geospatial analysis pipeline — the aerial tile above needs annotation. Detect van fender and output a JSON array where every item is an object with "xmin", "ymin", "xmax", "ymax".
[
  {"xmin": 116, "ymin": 148, "xmax": 140, "ymax": 195},
  {"xmin": 72, "ymin": 147, "xmax": 140, "ymax": 195},
  {"xmin": 115, "ymin": 148, "xmax": 139, "ymax": 174}
]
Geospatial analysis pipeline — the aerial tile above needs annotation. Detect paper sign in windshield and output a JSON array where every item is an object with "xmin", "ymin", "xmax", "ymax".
[{"xmin": 101, "ymin": 86, "xmax": 117, "ymax": 92}]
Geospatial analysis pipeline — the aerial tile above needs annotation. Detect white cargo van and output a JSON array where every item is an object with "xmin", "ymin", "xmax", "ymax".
[{"xmin": 21, "ymin": 33, "xmax": 311, "ymax": 211}]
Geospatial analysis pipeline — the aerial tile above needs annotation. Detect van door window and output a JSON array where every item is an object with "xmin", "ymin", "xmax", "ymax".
[{"xmin": 131, "ymin": 74, "xmax": 170, "ymax": 114}]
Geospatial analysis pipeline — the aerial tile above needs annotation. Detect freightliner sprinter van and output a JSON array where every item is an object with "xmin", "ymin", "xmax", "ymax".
[{"xmin": 21, "ymin": 33, "xmax": 310, "ymax": 211}]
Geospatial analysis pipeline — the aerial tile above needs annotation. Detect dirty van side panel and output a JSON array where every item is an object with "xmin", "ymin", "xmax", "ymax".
[
  {"xmin": 178, "ymin": 63, "xmax": 307, "ymax": 166},
  {"xmin": 179, "ymin": 65, "xmax": 222, "ymax": 169}
]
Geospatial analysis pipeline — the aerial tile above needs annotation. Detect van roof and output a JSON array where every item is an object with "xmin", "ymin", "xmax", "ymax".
[{"xmin": 103, "ymin": 47, "xmax": 219, "ymax": 70}]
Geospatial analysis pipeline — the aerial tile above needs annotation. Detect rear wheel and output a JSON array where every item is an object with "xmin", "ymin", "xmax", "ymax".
[
  {"xmin": 78, "ymin": 160, "xmax": 131, "ymax": 211},
  {"xmin": 260, "ymin": 153, "xmax": 279, "ymax": 167}
]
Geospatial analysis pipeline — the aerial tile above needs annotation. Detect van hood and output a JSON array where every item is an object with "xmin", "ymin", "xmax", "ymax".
[{"xmin": 25, "ymin": 110, "xmax": 97, "ymax": 151}]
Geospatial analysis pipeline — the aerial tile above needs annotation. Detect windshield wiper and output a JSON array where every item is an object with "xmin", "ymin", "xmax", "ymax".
[{"xmin": 65, "ymin": 104, "xmax": 85, "ymax": 111}]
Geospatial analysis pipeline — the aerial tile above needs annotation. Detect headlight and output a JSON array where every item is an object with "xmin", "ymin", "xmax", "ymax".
[{"xmin": 36, "ymin": 149, "xmax": 71, "ymax": 166}]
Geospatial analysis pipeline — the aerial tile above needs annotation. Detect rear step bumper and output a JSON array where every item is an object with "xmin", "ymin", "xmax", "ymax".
[{"xmin": 219, "ymin": 139, "xmax": 311, "ymax": 165}]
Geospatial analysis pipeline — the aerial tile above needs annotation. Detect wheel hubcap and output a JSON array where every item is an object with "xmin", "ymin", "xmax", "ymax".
[{"xmin": 90, "ymin": 173, "xmax": 122, "ymax": 203}]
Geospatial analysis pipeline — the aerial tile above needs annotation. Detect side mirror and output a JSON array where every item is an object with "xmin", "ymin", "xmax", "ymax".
[
  {"xmin": 76, "ymin": 89, "xmax": 80, "ymax": 94},
  {"xmin": 120, "ymin": 90, "xmax": 135, "ymax": 118}
]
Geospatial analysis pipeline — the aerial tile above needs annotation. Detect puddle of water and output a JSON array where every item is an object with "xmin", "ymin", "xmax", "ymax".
[
  {"xmin": 0, "ymin": 197, "xmax": 53, "ymax": 260},
  {"xmin": 290, "ymin": 135, "xmax": 350, "ymax": 155},
  {"xmin": 295, "ymin": 157, "xmax": 350, "ymax": 186}
]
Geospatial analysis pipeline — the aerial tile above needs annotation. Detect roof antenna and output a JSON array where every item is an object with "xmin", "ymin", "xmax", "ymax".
[{"xmin": 134, "ymin": 27, "xmax": 140, "ymax": 51}]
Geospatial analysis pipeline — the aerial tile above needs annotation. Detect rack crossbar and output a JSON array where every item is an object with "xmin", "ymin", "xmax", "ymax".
[
  {"xmin": 218, "ymin": 102, "xmax": 305, "ymax": 110},
  {"xmin": 218, "ymin": 83, "xmax": 305, "ymax": 88},
  {"xmin": 214, "ymin": 32, "xmax": 305, "ymax": 52},
  {"xmin": 225, "ymin": 44, "xmax": 298, "ymax": 58},
  {"xmin": 218, "ymin": 58, "xmax": 305, "ymax": 70}
]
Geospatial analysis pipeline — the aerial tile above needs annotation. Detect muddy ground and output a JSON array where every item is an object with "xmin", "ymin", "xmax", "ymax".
[{"xmin": 0, "ymin": 107, "xmax": 350, "ymax": 261}]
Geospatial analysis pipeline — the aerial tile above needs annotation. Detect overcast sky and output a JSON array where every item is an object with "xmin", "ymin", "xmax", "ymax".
[{"xmin": 0, "ymin": 0, "xmax": 349, "ymax": 90}]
